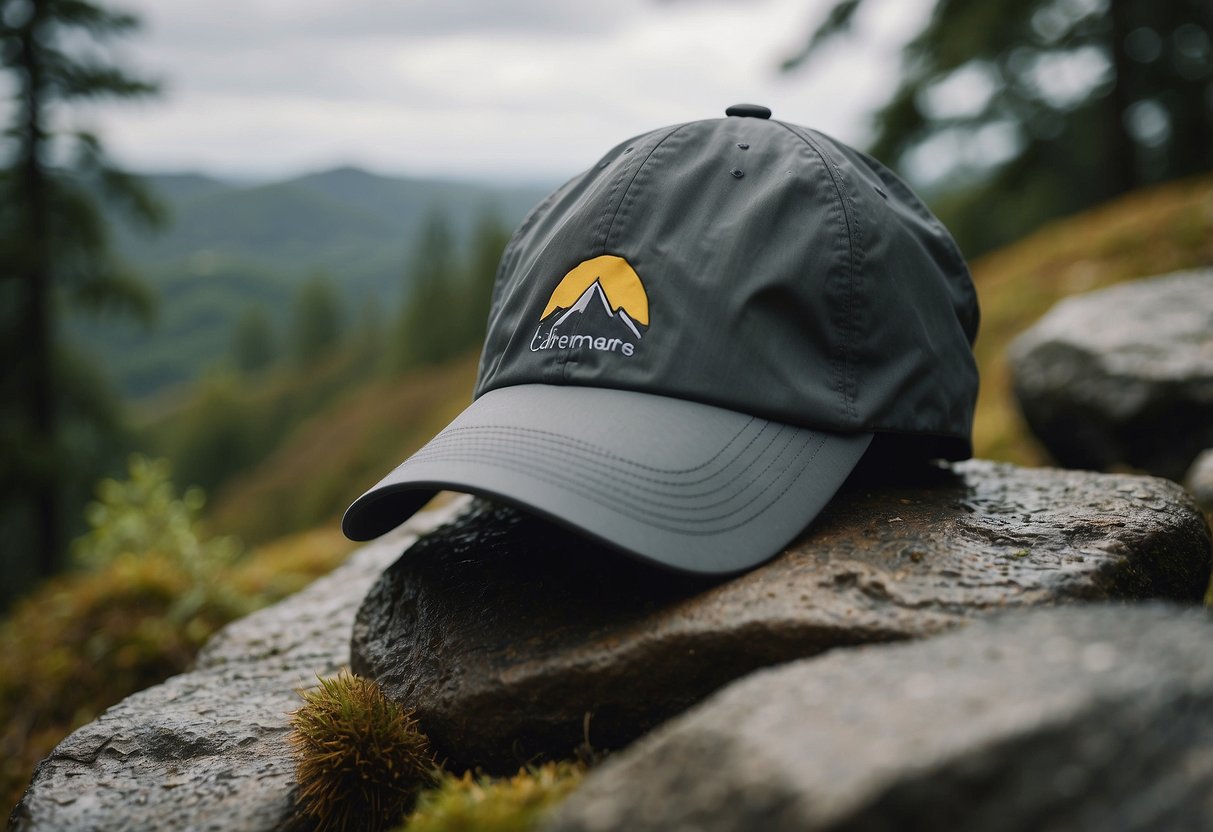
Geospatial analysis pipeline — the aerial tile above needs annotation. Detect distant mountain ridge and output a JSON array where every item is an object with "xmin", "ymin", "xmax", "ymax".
[
  {"xmin": 118, "ymin": 165, "xmax": 549, "ymax": 279},
  {"xmin": 78, "ymin": 166, "xmax": 552, "ymax": 397}
]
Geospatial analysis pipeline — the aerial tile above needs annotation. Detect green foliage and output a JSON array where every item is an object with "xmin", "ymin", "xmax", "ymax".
[
  {"xmin": 290, "ymin": 671, "xmax": 439, "ymax": 832},
  {"xmin": 151, "ymin": 333, "xmax": 390, "ymax": 529},
  {"xmin": 394, "ymin": 206, "xmax": 509, "ymax": 372},
  {"xmin": 395, "ymin": 210, "xmax": 464, "ymax": 369},
  {"xmin": 71, "ymin": 455, "xmax": 241, "ymax": 574},
  {"xmin": 1, "ymin": 455, "xmax": 357, "ymax": 814},
  {"xmin": 160, "ymin": 372, "xmax": 265, "ymax": 496},
  {"xmin": 232, "ymin": 303, "xmax": 277, "ymax": 374},
  {"xmin": 786, "ymin": 0, "xmax": 1213, "ymax": 255},
  {"xmin": 79, "ymin": 171, "xmax": 545, "ymax": 398},
  {"xmin": 463, "ymin": 209, "xmax": 511, "ymax": 343},
  {"xmin": 0, "ymin": 0, "xmax": 162, "ymax": 580},
  {"xmin": 204, "ymin": 352, "xmax": 479, "ymax": 545},
  {"xmin": 0, "ymin": 456, "xmax": 251, "ymax": 812},
  {"xmin": 290, "ymin": 273, "xmax": 344, "ymax": 368},
  {"xmin": 0, "ymin": 342, "xmax": 136, "ymax": 609},
  {"xmin": 399, "ymin": 763, "xmax": 586, "ymax": 832}
]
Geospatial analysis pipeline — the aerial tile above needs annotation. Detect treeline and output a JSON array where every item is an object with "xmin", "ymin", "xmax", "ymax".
[
  {"xmin": 154, "ymin": 208, "xmax": 510, "ymax": 503},
  {"xmin": 223, "ymin": 209, "xmax": 508, "ymax": 381}
]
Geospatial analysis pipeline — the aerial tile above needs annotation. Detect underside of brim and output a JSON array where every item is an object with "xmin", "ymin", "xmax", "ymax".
[{"xmin": 342, "ymin": 384, "xmax": 872, "ymax": 574}]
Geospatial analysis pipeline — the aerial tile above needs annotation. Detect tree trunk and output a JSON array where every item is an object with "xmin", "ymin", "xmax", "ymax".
[
  {"xmin": 1106, "ymin": 0, "xmax": 1138, "ymax": 194},
  {"xmin": 19, "ymin": 0, "xmax": 60, "ymax": 578}
]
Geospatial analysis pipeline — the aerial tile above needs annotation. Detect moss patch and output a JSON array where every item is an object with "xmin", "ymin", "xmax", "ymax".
[{"xmin": 399, "ymin": 762, "xmax": 586, "ymax": 832}]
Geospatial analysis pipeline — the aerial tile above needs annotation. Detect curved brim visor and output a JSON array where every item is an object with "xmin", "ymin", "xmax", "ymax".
[{"xmin": 343, "ymin": 384, "xmax": 872, "ymax": 575}]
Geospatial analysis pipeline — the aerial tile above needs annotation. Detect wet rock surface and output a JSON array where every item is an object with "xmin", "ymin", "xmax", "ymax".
[
  {"xmin": 1009, "ymin": 269, "xmax": 1213, "ymax": 480},
  {"xmin": 10, "ymin": 503, "xmax": 465, "ymax": 832},
  {"xmin": 546, "ymin": 603, "xmax": 1213, "ymax": 832},
  {"xmin": 352, "ymin": 461, "xmax": 1212, "ymax": 772}
]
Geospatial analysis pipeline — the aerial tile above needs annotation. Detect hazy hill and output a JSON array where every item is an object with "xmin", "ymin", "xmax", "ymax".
[{"xmin": 79, "ymin": 167, "xmax": 550, "ymax": 397}]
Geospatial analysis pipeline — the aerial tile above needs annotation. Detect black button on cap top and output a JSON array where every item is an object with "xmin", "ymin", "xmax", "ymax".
[{"xmin": 725, "ymin": 103, "xmax": 771, "ymax": 119}]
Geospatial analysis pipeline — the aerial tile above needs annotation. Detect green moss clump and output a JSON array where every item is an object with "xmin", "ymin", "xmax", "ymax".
[
  {"xmin": 400, "ymin": 762, "xmax": 585, "ymax": 832},
  {"xmin": 289, "ymin": 671, "xmax": 438, "ymax": 832}
]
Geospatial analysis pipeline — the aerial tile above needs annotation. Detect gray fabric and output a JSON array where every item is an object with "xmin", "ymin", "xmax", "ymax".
[
  {"xmin": 343, "ymin": 385, "xmax": 872, "ymax": 573},
  {"xmin": 477, "ymin": 116, "xmax": 977, "ymax": 456}
]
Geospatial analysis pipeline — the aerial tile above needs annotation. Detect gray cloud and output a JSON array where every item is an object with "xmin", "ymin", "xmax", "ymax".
[{"xmin": 91, "ymin": 0, "xmax": 916, "ymax": 180}]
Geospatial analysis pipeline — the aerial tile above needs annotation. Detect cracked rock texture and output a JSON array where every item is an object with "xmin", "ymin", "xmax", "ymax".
[
  {"xmin": 1009, "ymin": 269, "xmax": 1213, "ymax": 480},
  {"xmin": 9, "ymin": 503, "xmax": 465, "ymax": 832},
  {"xmin": 545, "ymin": 603, "xmax": 1213, "ymax": 832},
  {"xmin": 352, "ymin": 461, "xmax": 1212, "ymax": 772}
]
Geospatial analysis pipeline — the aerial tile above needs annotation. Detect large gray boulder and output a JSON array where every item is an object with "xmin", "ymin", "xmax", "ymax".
[
  {"xmin": 1009, "ymin": 269, "xmax": 1213, "ymax": 480},
  {"xmin": 546, "ymin": 603, "xmax": 1213, "ymax": 832},
  {"xmin": 352, "ymin": 461, "xmax": 1212, "ymax": 772},
  {"xmin": 9, "ymin": 502, "xmax": 466, "ymax": 832}
]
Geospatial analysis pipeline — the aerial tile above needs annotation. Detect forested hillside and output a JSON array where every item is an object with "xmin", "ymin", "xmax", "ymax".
[{"xmin": 72, "ymin": 167, "xmax": 548, "ymax": 397}]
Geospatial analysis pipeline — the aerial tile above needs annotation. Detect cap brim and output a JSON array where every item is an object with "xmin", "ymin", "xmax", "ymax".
[{"xmin": 343, "ymin": 384, "xmax": 872, "ymax": 575}]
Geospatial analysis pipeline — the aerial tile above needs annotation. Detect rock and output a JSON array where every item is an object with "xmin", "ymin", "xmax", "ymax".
[
  {"xmin": 546, "ymin": 603, "xmax": 1213, "ymax": 832},
  {"xmin": 9, "ymin": 501, "xmax": 467, "ymax": 832},
  {"xmin": 351, "ymin": 461, "xmax": 1212, "ymax": 772},
  {"xmin": 1009, "ymin": 269, "xmax": 1213, "ymax": 480},
  {"xmin": 1185, "ymin": 449, "xmax": 1213, "ymax": 514}
]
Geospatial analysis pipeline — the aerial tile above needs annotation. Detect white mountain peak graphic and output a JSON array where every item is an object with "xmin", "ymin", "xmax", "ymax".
[{"xmin": 552, "ymin": 279, "xmax": 643, "ymax": 339}]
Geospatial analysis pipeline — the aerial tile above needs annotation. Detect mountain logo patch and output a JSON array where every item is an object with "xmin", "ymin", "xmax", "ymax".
[{"xmin": 529, "ymin": 255, "xmax": 649, "ymax": 357}]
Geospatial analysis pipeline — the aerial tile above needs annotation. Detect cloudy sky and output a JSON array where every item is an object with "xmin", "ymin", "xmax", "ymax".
[{"xmin": 87, "ymin": 0, "xmax": 933, "ymax": 184}]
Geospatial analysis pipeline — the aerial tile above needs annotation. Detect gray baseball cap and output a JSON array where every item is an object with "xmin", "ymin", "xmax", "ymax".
[{"xmin": 343, "ymin": 104, "xmax": 979, "ymax": 574}]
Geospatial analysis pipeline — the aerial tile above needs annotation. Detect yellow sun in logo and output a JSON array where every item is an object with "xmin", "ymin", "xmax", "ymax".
[{"xmin": 541, "ymin": 255, "xmax": 649, "ymax": 326}]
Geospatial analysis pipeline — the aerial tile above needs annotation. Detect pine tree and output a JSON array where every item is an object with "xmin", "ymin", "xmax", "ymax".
[
  {"xmin": 231, "ymin": 303, "xmax": 277, "ymax": 374},
  {"xmin": 0, "ymin": 0, "xmax": 162, "ymax": 578},
  {"xmin": 289, "ymin": 274, "xmax": 343, "ymax": 368},
  {"xmin": 394, "ymin": 210, "xmax": 464, "ymax": 370},
  {"xmin": 463, "ymin": 207, "xmax": 510, "ymax": 347},
  {"xmin": 785, "ymin": 0, "xmax": 1213, "ymax": 254}
]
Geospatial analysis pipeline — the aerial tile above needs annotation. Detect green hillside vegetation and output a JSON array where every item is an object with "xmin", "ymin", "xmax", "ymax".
[
  {"xmin": 206, "ymin": 353, "xmax": 478, "ymax": 544},
  {"xmin": 77, "ymin": 168, "xmax": 548, "ymax": 397},
  {"xmin": 134, "ymin": 208, "xmax": 507, "ymax": 542}
]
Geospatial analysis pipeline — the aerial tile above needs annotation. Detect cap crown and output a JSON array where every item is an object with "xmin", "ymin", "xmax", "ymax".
[{"xmin": 475, "ymin": 115, "xmax": 979, "ymax": 457}]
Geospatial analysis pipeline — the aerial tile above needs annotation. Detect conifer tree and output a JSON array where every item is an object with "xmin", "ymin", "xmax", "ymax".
[
  {"xmin": 786, "ymin": 0, "xmax": 1213, "ymax": 254},
  {"xmin": 289, "ymin": 275, "xmax": 344, "ymax": 368},
  {"xmin": 232, "ymin": 303, "xmax": 276, "ymax": 374},
  {"xmin": 0, "ymin": 0, "xmax": 162, "ymax": 578},
  {"xmin": 394, "ymin": 210, "xmax": 464, "ymax": 370},
  {"xmin": 463, "ymin": 207, "xmax": 510, "ymax": 346}
]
